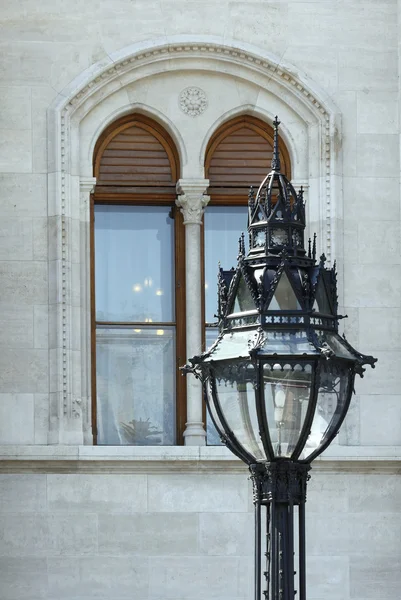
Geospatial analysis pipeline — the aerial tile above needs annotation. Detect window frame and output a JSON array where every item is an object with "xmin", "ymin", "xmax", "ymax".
[{"xmin": 91, "ymin": 114, "xmax": 186, "ymax": 445}]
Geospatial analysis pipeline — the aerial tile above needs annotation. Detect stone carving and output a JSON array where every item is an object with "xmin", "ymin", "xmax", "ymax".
[
  {"xmin": 179, "ymin": 87, "xmax": 208, "ymax": 117},
  {"xmin": 175, "ymin": 191, "xmax": 209, "ymax": 224}
]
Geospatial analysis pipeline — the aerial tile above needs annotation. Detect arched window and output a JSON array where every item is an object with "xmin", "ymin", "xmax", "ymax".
[
  {"xmin": 92, "ymin": 114, "xmax": 185, "ymax": 445},
  {"xmin": 203, "ymin": 115, "xmax": 291, "ymax": 443}
]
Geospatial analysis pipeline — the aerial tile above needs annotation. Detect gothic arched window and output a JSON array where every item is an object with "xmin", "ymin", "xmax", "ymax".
[{"xmin": 92, "ymin": 114, "xmax": 186, "ymax": 445}]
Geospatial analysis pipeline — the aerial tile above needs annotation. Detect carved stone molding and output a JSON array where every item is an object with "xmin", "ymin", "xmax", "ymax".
[
  {"xmin": 48, "ymin": 37, "xmax": 340, "ymax": 444},
  {"xmin": 176, "ymin": 179, "xmax": 210, "ymax": 225},
  {"xmin": 179, "ymin": 86, "xmax": 208, "ymax": 117}
]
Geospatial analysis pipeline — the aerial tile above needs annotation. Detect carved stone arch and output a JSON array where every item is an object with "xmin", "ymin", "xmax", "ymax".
[{"xmin": 47, "ymin": 35, "xmax": 342, "ymax": 445}]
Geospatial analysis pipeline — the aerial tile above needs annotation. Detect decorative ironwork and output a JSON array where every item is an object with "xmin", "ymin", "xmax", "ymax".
[{"xmin": 184, "ymin": 116, "xmax": 377, "ymax": 600}]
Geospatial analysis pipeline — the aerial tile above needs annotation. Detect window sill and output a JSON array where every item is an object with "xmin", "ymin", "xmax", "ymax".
[{"xmin": 0, "ymin": 444, "xmax": 400, "ymax": 474}]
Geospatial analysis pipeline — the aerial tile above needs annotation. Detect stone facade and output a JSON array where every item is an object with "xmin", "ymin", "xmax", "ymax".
[{"xmin": 0, "ymin": 0, "xmax": 400, "ymax": 598}]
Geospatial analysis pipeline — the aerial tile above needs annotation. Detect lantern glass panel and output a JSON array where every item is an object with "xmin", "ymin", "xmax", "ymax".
[
  {"xmin": 302, "ymin": 361, "xmax": 351, "ymax": 460},
  {"xmin": 212, "ymin": 362, "xmax": 265, "ymax": 461},
  {"xmin": 269, "ymin": 272, "xmax": 301, "ymax": 310},
  {"xmin": 263, "ymin": 363, "xmax": 313, "ymax": 458},
  {"xmin": 313, "ymin": 278, "xmax": 332, "ymax": 315},
  {"xmin": 205, "ymin": 378, "xmax": 226, "ymax": 444},
  {"xmin": 233, "ymin": 276, "xmax": 256, "ymax": 313}
]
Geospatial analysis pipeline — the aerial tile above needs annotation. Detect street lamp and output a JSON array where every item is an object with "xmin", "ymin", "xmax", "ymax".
[{"xmin": 184, "ymin": 117, "xmax": 376, "ymax": 600}]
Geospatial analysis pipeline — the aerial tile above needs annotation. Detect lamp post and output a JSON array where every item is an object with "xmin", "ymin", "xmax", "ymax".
[{"xmin": 183, "ymin": 117, "xmax": 377, "ymax": 600}]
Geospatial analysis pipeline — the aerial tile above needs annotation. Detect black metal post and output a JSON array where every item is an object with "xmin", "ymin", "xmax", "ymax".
[{"xmin": 250, "ymin": 461, "xmax": 310, "ymax": 600}]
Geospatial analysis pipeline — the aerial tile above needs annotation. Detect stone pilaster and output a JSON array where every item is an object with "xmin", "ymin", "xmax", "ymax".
[{"xmin": 176, "ymin": 179, "xmax": 210, "ymax": 445}]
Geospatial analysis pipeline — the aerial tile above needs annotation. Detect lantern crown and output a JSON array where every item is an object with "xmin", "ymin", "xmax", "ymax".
[{"xmin": 247, "ymin": 117, "xmax": 306, "ymax": 260}]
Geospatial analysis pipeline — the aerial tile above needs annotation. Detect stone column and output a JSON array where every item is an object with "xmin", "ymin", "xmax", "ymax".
[
  {"xmin": 80, "ymin": 177, "xmax": 97, "ymax": 444},
  {"xmin": 176, "ymin": 179, "xmax": 210, "ymax": 445}
]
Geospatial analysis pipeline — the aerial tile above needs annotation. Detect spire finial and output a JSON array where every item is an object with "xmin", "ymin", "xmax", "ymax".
[{"xmin": 271, "ymin": 115, "xmax": 281, "ymax": 172}]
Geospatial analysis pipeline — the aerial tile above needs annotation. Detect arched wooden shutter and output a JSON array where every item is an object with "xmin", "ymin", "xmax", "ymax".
[
  {"xmin": 93, "ymin": 114, "xmax": 179, "ymax": 199},
  {"xmin": 205, "ymin": 115, "xmax": 291, "ymax": 203}
]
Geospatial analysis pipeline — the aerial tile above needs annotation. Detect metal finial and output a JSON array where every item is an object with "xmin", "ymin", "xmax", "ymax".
[
  {"xmin": 312, "ymin": 233, "xmax": 317, "ymax": 262},
  {"xmin": 308, "ymin": 238, "xmax": 312, "ymax": 259},
  {"xmin": 271, "ymin": 116, "xmax": 281, "ymax": 172}
]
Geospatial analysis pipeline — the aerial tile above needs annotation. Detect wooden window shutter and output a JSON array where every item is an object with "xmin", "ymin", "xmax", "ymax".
[{"xmin": 205, "ymin": 115, "xmax": 291, "ymax": 204}]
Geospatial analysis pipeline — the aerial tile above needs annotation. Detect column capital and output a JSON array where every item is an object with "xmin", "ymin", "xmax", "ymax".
[
  {"xmin": 79, "ymin": 176, "xmax": 97, "ymax": 194},
  {"xmin": 176, "ymin": 178, "xmax": 210, "ymax": 225}
]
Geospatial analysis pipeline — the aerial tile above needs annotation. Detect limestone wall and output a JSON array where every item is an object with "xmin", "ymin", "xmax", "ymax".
[{"xmin": 0, "ymin": 454, "xmax": 400, "ymax": 600}]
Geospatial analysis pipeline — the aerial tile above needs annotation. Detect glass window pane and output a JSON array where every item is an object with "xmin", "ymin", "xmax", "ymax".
[
  {"xmin": 204, "ymin": 206, "xmax": 248, "ymax": 323},
  {"xmin": 95, "ymin": 206, "xmax": 174, "ymax": 322},
  {"xmin": 263, "ymin": 363, "xmax": 312, "ymax": 458},
  {"xmin": 96, "ymin": 326, "xmax": 175, "ymax": 445}
]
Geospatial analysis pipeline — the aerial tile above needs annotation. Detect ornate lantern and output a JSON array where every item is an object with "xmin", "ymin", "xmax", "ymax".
[{"xmin": 184, "ymin": 117, "xmax": 376, "ymax": 600}]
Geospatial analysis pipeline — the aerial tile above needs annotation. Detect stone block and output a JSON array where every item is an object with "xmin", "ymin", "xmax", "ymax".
[
  {"xmin": 48, "ymin": 556, "xmax": 149, "ymax": 599},
  {"xmin": 0, "ymin": 557, "xmax": 47, "ymax": 599},
  {"xmin": 149, "ymin": 556, "xmax": 246, "ymax": 599},
  {"xmin": 31, "ymin": 86, "xmax": 58, "ymax": 174},
  {"xmin": 0, "ymin": 394, "xmax": 34, "ymax": 444},
  {"xmin": 360, "ymin": 394, "xmax": 401, "ymax": 446},
  {"xmin": 0, "ymin": 514, "xmax": 48, "ymax": 556},
  {"xmin": 0, "ymin": 217, "xmax": 33, "ymax": 260},
  {"xmin": 34, "ymin": 393, "xmax": 49, "ymax": 444},
  {"xmin": 307, "ymin": 556, "xmax": 349, "ymax": 599},
  {"xmin": 0, "ymin": 173, "xmax": 47, "ymax": 217},
  {"xmin": 0, "ymin": 86, "xmax": 31, "ymax": 130},
  {"xmin": 288, "ymin": 2, "xmax": 396, "ymax": 50},
  {"xmin": 0, "ymin": 349, "xmax": 48, "ymax": 393},
  {"xmin": 348, "ymin": 473, "xmax": 401, "ymax": 513},
  {"xmin": 47, "ymin": 513, "xmax": 98, "ymax": 555},
  {"xmin": 356, "ymin": 134, "xmax": 399, "ymax": 178},
  {"xmin": 32, "ymin": 218, "xmax": 48, "ymax": 261},
  {"xmin": 339, "ymin": 50, "xmax": 397, "ymax": 91},
  {"xmin": 359, "ymin": 308, "xmax": 401, "ymax": 351},
  {"xmin": 283, "ymin": 45, "xmax": 338, "ymax": 95},
  {"xmin": 356, "ymin": 351, "xmax": 401, "ymax": 396},
  {"xmin": 0, "ymin": 129, "xmax": 32, "ymax": 173},
  {"xmin": 343, "ymin": 264, "xmax": 401, "ymax": 308},
  {"xmin": 339, "ymin": 394, "xmax": 360, "ymax": 446},
  {"xmin": 306, "ymin": 512, "xmax": 401, "ymax": 557},
  {"xmin": 0, "ymin": 261, "xmax": 47, "ymax": 305},
  {"xmin": 148, "ymin": 473, "xmax": 249, "ymax": 512},
  {"xmin": 0, "ymin": 474, "xmax": 46, "ymax": 512},
  {"xmin": 358, "ymin": 220, "xmax": 400, "ymax": 265},
  {"xmin": 0, "ymin": 304, "xmax": 34, "ymax": 348},
  {"xmin": 228, "ymin": 2, "xmax": 289, "ymax": 55},
  {"xmin": 350, "ymin": 555, "xmax": 401, "ymax": 599},
  {"xmin": 357, "ymin": 91, "xmax": 398, "ymax": 134},
  {"xmin": 343, "ymin": 176, "xmax": 399, "ymax": 224},
  {"xmin": 98, "ymin": 513, "xmax": 197, "ymax": 555},
  {"xmin": 333, "ymin": 92, "xmax": 357, "ymax": 177},
  {"xmin": 199, "ymin": 512, "xmax": 253, "ymax": 556},
  {"xmin": 47, "ymin": 474, "xmax": 147, "ymax": 513},
  {"xmin": 33, "ymin": 305, "xmax": 48, "ymax": 349}
]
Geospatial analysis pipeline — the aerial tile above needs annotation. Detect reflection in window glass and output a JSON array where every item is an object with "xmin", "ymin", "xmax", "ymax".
[
  {"xmin": 95, "ymin": 206, "xmax": 174, "ymax": 322},
  {"xmin": 204, "ymin": 206, "xmax": 247, "ymax": 444},
  {"xmin": 96, "ymin": 327, "xmax": 175, "ymax": 445},
  {"xmin": 204, "ymin": 206, "xmax": 248, "ymax": 324}
]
